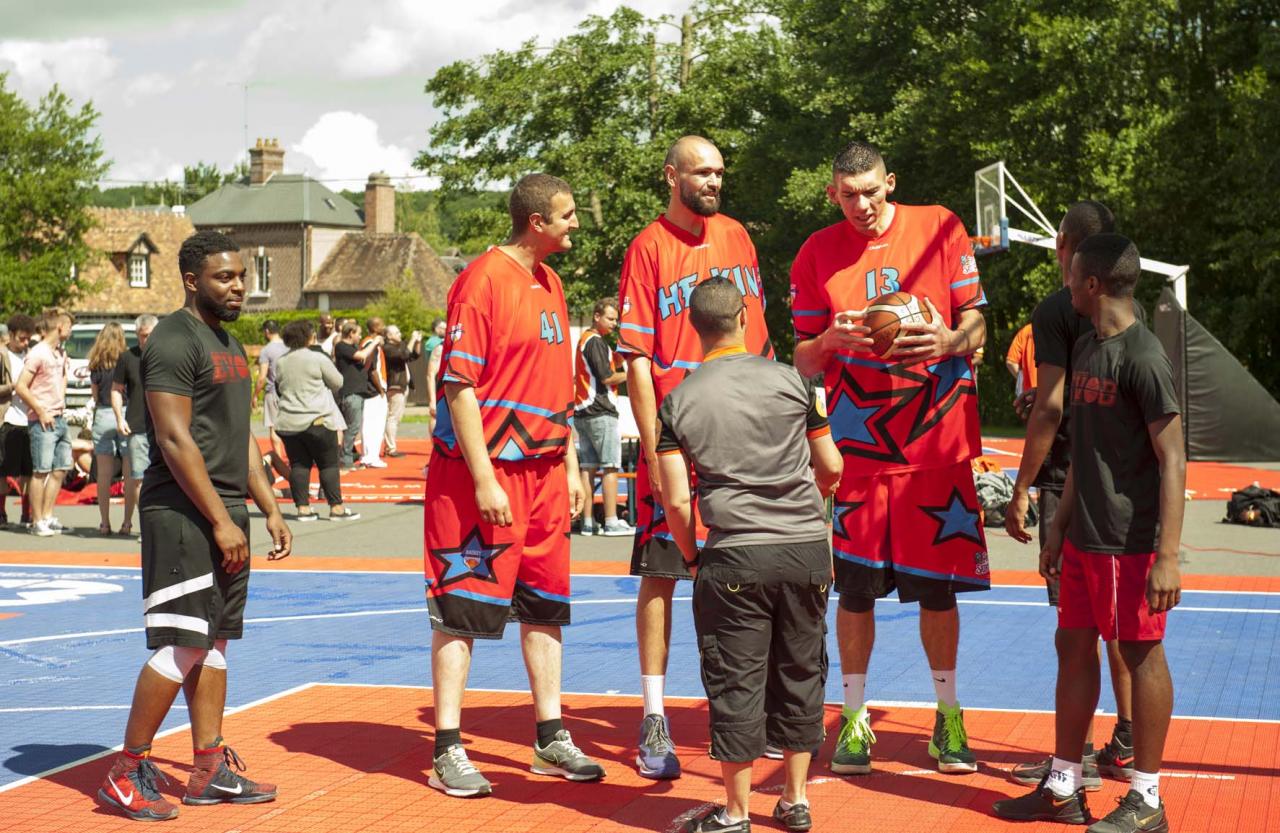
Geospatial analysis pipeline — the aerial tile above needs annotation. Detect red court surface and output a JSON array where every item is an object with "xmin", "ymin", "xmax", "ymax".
[{"xmin": 1, "ymin": 685, "xmax": 1276, "ymax": 833}]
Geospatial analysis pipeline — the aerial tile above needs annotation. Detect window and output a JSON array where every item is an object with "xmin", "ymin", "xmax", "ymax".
[
  {"xmin": 128, "ymin": 254, "xmax": 149, "ymax": 288},
  {"xmin": 254, "ymin": 253, "xmax": 270, "ymax": 296}
]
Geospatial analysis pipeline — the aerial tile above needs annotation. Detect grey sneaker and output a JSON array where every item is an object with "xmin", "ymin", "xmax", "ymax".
[
  {"xmin": 601, "ymin": 518, "xmax": 634, "ymax": 537},
  {"xmin": 428, "ymin": 744, "xmax": 492, "ymax": 797},
  {"xmin": 329, "ymin": 510, "xmax": 361, "ymax": 522},
  {"xmin": 296, "ymin": 512, "xmax": 318, "ymax": 523},
  {"xmin": 531, "ymin": 730, "xmax": 605, "ymax": 781},
  {"xmin": 579, "ymin": 521, "xmax": 596, "ymax": 536}
]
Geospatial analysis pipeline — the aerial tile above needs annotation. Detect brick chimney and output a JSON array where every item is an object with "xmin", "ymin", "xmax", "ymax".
[
  {"xmin": 364, "ymin": 172, "xmax": 395, "ymax": 234},
  {"xmin": 248, "ymin": 137, "xmax": 284, "ymax": 185}
]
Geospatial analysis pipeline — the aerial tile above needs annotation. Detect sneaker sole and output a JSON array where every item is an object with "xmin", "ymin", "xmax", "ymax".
[
  {"xmin": 928, "ymin": 740, "xmax": 977, "ymax": 773},
  {"xmin": 531, "ymin": 763, "xmax": 604, "ymax": 781},
  {"xmin": 600, "ymin": 530, "xmax": 632, "ymax": 536},
  {"xmin": 992, "ymin": 806, "xmax": 1088, "ymax": 824},
  {"xmin": 427, "ymin": 775, "xmax": 492, "ymax": 797},
  {"xmin": 1011, "ymin": 772, "xmax": 1103, "ymax": 791},
  {"xmin": 182, "ymin": 791, "xmax": 277, "ymax": 805},
  {"xmin": 830, "ymin": 760, "xmax": 872, "ymax": 775},
  {"xmin": 634, "ymin": 755, "xmax": 680, "ymax": 779},
  {"xmin": 773, "ymin": 810, "xmax": 813, "ymax": 832},
  {"xmin": 97, "ymin": 788, "xmax": 179, "ymax": 821}
]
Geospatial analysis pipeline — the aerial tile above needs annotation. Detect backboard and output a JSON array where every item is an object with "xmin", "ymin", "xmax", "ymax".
[{"xmin": 973, "ymin": 161, "xmax": 1008, "ymax": 255}]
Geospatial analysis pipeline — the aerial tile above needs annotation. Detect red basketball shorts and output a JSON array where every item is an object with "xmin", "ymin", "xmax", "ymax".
[
  {"xmin": 1057, "ymin": 539, "xmax": 1166, "ymax": 641},
  {"xmin": 628, "ymin": 453, "xmax": 706, "ymax": 580},
  {"xmin": 832, "ymin": 459, "xmax": 990, "ymax": 604},
  {"xmin": 424, "ymin": 454, "xmax": 570, "ymax": 639}
]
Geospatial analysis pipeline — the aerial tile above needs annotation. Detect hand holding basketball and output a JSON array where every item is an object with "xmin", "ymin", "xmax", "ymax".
[
  {"xmin": 820, "ymin": 309, "xmax": 873, "ymax": 353},
  {"xmin": 891, "ymin": 296, "xmax": 956, "ymax": 359}
]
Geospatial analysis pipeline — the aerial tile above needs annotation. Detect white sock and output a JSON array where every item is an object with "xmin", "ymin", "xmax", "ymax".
[
  {"xmin": 641, "ymin": 674, "xmax": 664, "ymax": 717},
  {"xmin": 717, "ymin": 809, "xmax": 745, "ymax": 824},
  {"xmin": 1046, "ymin": 757, "xmax": 1082, "ymax": 797},
  {"xmin": 842, "ymin": 673, "xmax": 867, "ymax": 712},
  {"xmin": 931, "ymin": 669, "xmax": 958, "ymax": 708},
  {"xmin": 1131, "ymin": 770, "xmax": 1160, "ymax": 808},
  {"xmin": 778, "ymin": 798, "xmax": 808, "ymax": 810}
]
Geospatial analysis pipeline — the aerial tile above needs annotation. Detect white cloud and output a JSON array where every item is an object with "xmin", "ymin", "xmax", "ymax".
[
  {"xmin": 340, "ymin": 25, "xmax": 413, "ymax": 79},
  {"xmin": 291, "ymin": 111, "xmax": 421, "ymax": 191},
  {"xmin": 0, "ymin": 37, "xmax": 118, "ymax": 100},
  {"xmin": 123, "ymin": 72, "xmax": 175, "ymax": 104}
]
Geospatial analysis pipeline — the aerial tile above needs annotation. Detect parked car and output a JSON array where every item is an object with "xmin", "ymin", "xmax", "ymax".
[{"xmin": 65, "ymin": 323, "xmax": 138, "ymax": 410}]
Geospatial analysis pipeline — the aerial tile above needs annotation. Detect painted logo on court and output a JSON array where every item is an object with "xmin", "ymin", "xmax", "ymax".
[{"xmin": 0, "ymin": 576, "xmax": 126, "ymax": 607}]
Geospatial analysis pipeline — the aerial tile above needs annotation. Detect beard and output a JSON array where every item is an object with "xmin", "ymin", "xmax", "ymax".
[
  {"xmin": 196, "ymin": 291, "xmax": 241, "ymax": 322},
  {"xmin": 679, "ymin": 179, "xmax": 720, "ymax": 217}
]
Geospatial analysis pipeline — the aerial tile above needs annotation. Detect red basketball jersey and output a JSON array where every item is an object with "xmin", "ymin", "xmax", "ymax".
[
  {"xmin": 617, "ymin": 213, "xmax": 774, "ymax": 405},
  {"xmin": 433, "ymin": 247, "xmax": 574, "ymax": 461},
  {"xmin": 790, "ymin": 204, "xmax": 986, "ymax": 475}
]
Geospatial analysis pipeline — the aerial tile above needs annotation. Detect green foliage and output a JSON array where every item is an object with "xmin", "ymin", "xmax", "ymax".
[
  {"xmin": 0, "ymin": 74, "xmax": 107, "ymax": 313},
  {"xmin": 421, "ymin": 1, "xmax": 1279, "ymax": 406},
  {"xmin": 368, "ymin": 269, "xmax": 444, "ymax": 336}
]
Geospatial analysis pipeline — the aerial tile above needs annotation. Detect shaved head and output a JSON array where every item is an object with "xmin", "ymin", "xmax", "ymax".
[{"xmin": 664, "ymin": 136, "xmax": 724, "ymax": 217}]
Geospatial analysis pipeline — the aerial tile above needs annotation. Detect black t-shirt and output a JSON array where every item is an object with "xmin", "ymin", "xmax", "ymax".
[
  {"xmin": 1067, "ymin": 320, "xmax": 1180, "ymax": 554},
  {"xmin": 1031, "ymin": 287, "xmax": 1145, "ymax": 488},
  {"xmin": 90, "ymin": 367, "xmax": 115, "ymax": 407},
  {"xmin": 334, "ymin": 341, "xmax": 366, "ymax": 398},
  {"xmin": 112, "ymin": 347, "xmax": 146, "ymax": 433},
  {"xmin": 578, "ymin": 335, "xmax": 618, "ymax": 418},
  {"xmin": 140, "ymin": 310, "xmax": 252, "ymax": 508}
]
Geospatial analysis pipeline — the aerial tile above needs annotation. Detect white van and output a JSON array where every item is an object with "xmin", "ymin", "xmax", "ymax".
[{"xmin": 65, "ymin": 323, "xmax": 138, "ymax": 410}]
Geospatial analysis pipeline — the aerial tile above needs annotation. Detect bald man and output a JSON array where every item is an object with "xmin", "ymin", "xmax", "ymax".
[{"xmin": 617, "ymin": 135, "xmax": 775, "ymax": 780}]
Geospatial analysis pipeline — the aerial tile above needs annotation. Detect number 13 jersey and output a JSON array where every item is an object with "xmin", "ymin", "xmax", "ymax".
[
  {"xmin": 790, "ymin": 203, "xmax": 987, "ymax": 476},
  {"xmin": 433, "ymin": 247, "xmax": 574, "ymax": 462}
]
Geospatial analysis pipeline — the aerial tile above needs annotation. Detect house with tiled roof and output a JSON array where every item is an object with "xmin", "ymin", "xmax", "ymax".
[
  {"xmin": 70, "ymin": 206, "xmax": 195, "ymax": 319},
  {"xmin": 187, "ymin": 138, "xmax": 365, "ymax": 312}
]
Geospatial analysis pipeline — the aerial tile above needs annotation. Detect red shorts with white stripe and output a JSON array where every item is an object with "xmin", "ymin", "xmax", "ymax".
[
  {"xmin": 424, "ymin": 455, "xmax": 570, "ymax": 639},
  {"xmin": 1057, "ymin": 538, "xmax": 1166, "ymax": 641}
]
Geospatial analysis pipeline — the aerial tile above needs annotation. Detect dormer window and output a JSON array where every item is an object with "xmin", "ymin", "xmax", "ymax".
[{"xmin": 129, "ymin": 253, "xmax": 150, "ymax": 287}]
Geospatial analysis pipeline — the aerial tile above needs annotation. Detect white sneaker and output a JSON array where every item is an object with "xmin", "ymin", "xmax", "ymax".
[
  {"xmin": 601, "ymin": 519, "xmax": 634, "ymax": 537},
  {"xmin": 48, "ymin": 516, "xmax": 65, "ymax": 532},
  {"xmin": 30, "ymin": 519, "xmax": 56, "ymax": 537},
  {"xmin": 362, "ymin": 459, "xmax": 389, "ymax": 469}
]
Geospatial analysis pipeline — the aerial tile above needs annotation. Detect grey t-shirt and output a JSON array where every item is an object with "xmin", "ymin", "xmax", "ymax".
[
  {"xmin": 259, "ymin": 339, "xmax": 289, "ymax": 396},
  {"xmin": 657, "ymin": 351, "xmax": 830, "ymax": 548},
  {"xmin": 1067, "ymin": 320, "xmax": 1180, "ymax": 554}
]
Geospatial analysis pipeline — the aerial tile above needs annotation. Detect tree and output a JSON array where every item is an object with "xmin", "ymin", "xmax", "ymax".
[{"xmin": 0, "ymin": 74, "xmax": 107, "ymax": 312}]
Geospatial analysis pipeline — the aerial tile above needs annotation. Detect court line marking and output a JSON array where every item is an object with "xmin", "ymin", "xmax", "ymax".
[
  {"xmin": 5, "ymin": 592, "xmax": 1278, "ymax": 648},
  {"xmin": 0, "ymin": 705, "xmax": 131, "ymax": 713},
  {"xmin": 3, "ymin": 563, "xmax": 1279, "ymax": 596},
  {"xmin": 316, "ymin": 683, "xmax": 1280, "ymax": 726},
  {"xmin": 0, "ymin": 681, "xmax": 319, "ymax": 795}
]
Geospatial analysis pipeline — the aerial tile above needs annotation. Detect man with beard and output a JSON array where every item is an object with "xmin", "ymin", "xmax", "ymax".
[
  {"xmin": 97, "ymin": 230, "xmax": 292, "ymax": 821},
  {"xmin": 617, "ymin": 135, "xmax": 774, "ymax": 780}
]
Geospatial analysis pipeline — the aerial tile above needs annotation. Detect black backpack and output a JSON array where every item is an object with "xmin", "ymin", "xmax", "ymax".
[{"xmin": 1225, "ymin": 485, "xmax": 1280, "ymax": 528}]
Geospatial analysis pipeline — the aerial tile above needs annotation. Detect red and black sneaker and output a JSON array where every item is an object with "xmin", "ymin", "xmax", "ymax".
[
  {"xmin": 183, "ymin": 744, "xmax": 277, "ymax": 806},
  {"xmin": 1096, "ymin": 737, "xmax": 1135, "ymax": 781},
  {"xmin": 97, "ymin": 751, "xmax": 180, "ymax": 822}
]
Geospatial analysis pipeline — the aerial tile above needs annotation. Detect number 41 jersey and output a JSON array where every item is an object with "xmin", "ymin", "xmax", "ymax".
[
  {"xmin": 790, "ymin": 203, "xmax": 987, "ymax": 477},
  {"xmin": 433, "ymin": 247, "xmax": 574, "ymax": 462}
]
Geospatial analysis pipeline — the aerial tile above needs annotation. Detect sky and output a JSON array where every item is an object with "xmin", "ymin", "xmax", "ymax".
[{"xmin": 0, "ymin": 0, "xmax": 691, "ymax": 193}]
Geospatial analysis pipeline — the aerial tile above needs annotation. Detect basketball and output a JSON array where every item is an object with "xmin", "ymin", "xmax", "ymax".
[{"xmin": 863, "ymin": 291, "xmax": 933, "ymax": 357}]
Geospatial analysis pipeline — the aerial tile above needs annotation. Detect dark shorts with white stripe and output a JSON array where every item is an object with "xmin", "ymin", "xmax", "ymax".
[{"xmin": 140, "ymin": 502, "xmax": 251, "ymax": 650}]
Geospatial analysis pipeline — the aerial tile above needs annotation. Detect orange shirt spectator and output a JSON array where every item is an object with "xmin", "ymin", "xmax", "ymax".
[{"xmin": 1005, "ymin": 322, "xmax": 1037, "ymax": 395}]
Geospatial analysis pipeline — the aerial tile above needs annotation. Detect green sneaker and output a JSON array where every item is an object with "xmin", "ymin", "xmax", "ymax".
[
  {"xmin": 830, "ymin": 704, "xmax": 875, "ymax": 775},
  {"xmin": 928, "ymin": 702, "xmax": 977, "ymax": 773}
]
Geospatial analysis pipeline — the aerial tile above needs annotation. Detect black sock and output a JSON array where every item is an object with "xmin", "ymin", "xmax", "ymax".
[
  {"xmin": 1113, "ymin": 718, "xmax": 1133, "ymax": 746},
  {"xmin": 434, "ymin": 728, "xmax": 462, "ymax": 757},
  {"xmin": 1084, "ymin": 741, "xmax": 1096, "ymax": 756},
  {"xmin": 536, "ymin": 718, "xmax": 564, "ymax": 747}
]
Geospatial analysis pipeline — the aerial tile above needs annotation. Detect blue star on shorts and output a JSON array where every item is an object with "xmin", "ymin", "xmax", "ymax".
[
  {"xmin": 832, "ymin": 500, "xmax": 865, "ymax": 540},
  {"xmin": 919, "ymin": 488, "xmax": 983, "ymax": 545},
  {"xmin": 925, "ymin": 356, "xmax": 974, "ymax": 405},
  {"xmin": 432, "ymin": 529, "xmax": 510, "ymax": 588}
]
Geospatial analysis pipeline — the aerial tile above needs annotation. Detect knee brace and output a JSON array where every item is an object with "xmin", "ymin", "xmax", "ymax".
[
  {"xmin": 204, "ymin": 639, "xmax": 228, "ymax": 670},
  {"xmin": 916, "ymin": 588, "xmax": 958, "ymax": 612},
  {"xmin": 838, "ymin": 593, "xmax": 876, "ymax": 613},
  {"xmin": 145, "ymin": 645, "xmax": 209, "ymax": 683}
]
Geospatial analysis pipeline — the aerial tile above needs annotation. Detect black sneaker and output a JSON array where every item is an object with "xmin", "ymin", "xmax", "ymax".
[
  {"xmin": 772, "ymin": 799, "xmax": 812, "ymax": 832},
  {"xmin": 992, "ymin": 776, "xmax": 1090, "ymax": 824},
  {"xmin": 183, "ymin": 745, "xmax": 277, "ymax": 805},
  {"xmin": 1096, "ymin": 736, "xmax": 1135, "ymax": 780},
  {"xmin": 1087, "ymin": 790, "xmax": 1168, "ymax": 833},
  {"xmin": 682, "ymin": 806, "xmax": 750, "ymax": 833},
  {"xmin": 1011, "ymin": 750, "xmax": 1103, "ymax": 790}
]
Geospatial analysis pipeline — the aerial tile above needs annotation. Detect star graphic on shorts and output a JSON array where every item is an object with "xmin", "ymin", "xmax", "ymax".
[
  {"xmin": 826, "ymin": 366, "xmax": 920, "ymax": 464},
  {"xmin": 832, "ymin": 500, "xmax": 865, "ymax": 540},
  {"xmin": 924, "ymin": 356, "xmax": 974, "ymax": 405},
  {"xmin": 883, "ymin": 356, "xmax": 978, "ymax": 445},
  {"xmin": 430, "ymin": 528, "xmax": 510, "ymax": 588},
  {"xmin": 919, "ymin": 488, "xmax": 983, "ymax": 546}
]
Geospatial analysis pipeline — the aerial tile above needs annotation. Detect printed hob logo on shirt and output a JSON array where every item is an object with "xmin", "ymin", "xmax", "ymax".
[
  {"xmin": 1071, "ymin": 371, "xmax": 1117, "ymax": 407},
  {"xmin": 211, "ymin": 352, "xmax": 249, "ymax": 384}
]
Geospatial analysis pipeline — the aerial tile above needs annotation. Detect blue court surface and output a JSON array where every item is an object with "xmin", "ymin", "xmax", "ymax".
[{"xmin": 2, "ymin": 562, "xmax": 1277, "ymax": 790}]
